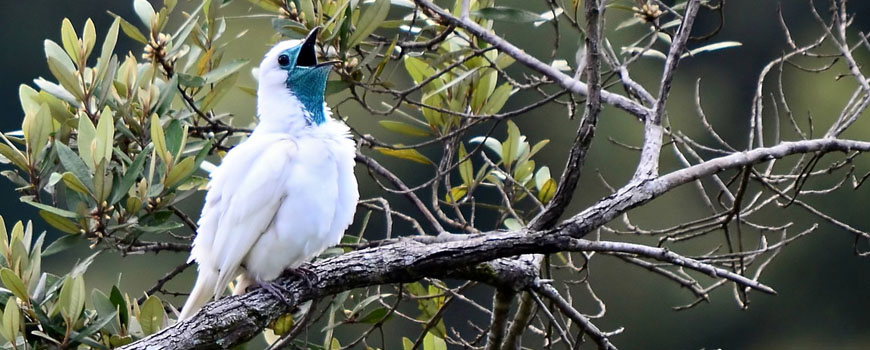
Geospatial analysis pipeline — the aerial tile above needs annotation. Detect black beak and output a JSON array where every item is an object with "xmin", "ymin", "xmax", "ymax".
[{"xmin": 296, "ymin": 27, "xmax": 320, "ymax": 67}]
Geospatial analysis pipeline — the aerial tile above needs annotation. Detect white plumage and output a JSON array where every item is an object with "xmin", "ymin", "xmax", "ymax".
[{"xmin": 179, "ymin": 31, "xmax": 358, "ymax": 320}]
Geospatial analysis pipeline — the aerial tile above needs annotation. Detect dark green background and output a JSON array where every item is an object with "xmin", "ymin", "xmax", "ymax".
[{"xmin": 1, "ymin": 1, "xmax": 869, "ymax": 349}]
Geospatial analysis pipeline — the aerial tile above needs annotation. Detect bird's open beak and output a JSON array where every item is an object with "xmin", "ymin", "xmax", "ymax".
[
  {"xmin": 296, "ymin": 27, "xmax": 321, "ymax": 68},
  {"xmin": 297, "ymin": 27, "xmax": 340, "ymax": 69}
]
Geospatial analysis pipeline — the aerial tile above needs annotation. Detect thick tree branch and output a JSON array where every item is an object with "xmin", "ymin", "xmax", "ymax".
[{"xmin": 119, "ymin": 137, "xmax": 870, "ymax": 349}]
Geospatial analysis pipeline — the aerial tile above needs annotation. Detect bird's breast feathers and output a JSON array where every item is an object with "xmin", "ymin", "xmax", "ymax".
[{"xmin": 190, "ymin": 119, "xmax": 358, "ymax": 285}]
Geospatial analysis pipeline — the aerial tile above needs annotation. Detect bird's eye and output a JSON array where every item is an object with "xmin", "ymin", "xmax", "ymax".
[{"xmin": 277, "ymin": 54, "xmax": 290, "ymax": 66}]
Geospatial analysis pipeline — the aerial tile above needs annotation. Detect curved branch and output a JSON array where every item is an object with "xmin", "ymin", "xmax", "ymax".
[{"xmin": 119, "ymin": 137, "xmax": 870, "ymax": 349}]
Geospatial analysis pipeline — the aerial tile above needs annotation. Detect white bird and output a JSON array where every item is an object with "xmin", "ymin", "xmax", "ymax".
[{"xmin": 178, "ymin": 28, "xmax": 359, "ymax": 320}]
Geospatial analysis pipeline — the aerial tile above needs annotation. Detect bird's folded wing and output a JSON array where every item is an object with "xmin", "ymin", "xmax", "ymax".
[{"xmin": 208, "ymin": 139, "xmax": 297, "ymax": 296}]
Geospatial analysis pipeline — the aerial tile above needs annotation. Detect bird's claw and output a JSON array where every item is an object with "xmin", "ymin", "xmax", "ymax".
[
  {"xmin": 258, "ymin": 281, "xmax": 294, "ymax": 308},
  {"xmin": 286, "ymin": 265, "xmax": 317, "ymax": 289}
]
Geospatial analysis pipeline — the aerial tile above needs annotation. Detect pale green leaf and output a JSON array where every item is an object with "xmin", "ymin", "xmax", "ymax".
[
  {"xmin": 78, "ymin": 115, "xmax": 97, "ymax": 170},
  {"xmin": 472, "ymin": 6, "xmax": 544, "ymax": 23},
  {"xmin": 83, "ymin": 19, "xmax": 96, "ymax": 60},
  {"xmin": 39, "ymin": 210, "xmax": 80, "ymax": 234},
  {"xmin": 375, "ymin": 146, "xmax": 433, "ymax": 165},
  {"xmin": 94, "ymin": 107, "xmax": 115, "ymax": 164},
  {"xmin": 60, "ymin": 19, "xmax": 80, "ymax": 65},
  {"xmin": 0, "ymin": 269, "xmax": 28, "ymax": 302},
  {"xmin": 133, "ymin": 0, "xmax": 156, "ymax": 27},
  {"xmin": 347, "ymin": 0, "xmax": 391, "ymax": 48},
  {"xmin": 138, "ymin": 295, "xmax": 165, "ymax": 335},
  {"xmin": 378, "ymin": 120, "xmax": 431, "ymax": 137}
]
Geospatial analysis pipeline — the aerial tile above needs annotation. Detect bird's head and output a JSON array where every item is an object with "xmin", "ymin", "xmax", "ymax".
[{"xmin": 257, "ymin": 27, "xmax": 337, "ymax": 126}]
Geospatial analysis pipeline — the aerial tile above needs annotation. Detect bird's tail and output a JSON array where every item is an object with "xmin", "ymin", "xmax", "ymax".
[{"xmin": 178, "ymin": 268, "xmax": 218, "ymax": 321}]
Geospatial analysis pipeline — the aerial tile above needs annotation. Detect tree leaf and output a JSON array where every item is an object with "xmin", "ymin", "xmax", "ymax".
[
  {"xmin": 150, "ymin": 114, "xmax": 169, "ymax": 164},
  {"xmin": 96, "ymin": 18, "xmax": 121, "ymax": 83},
  {"xmin": 458, "ymin": 143, "xmax": 473, "ymax": 186},
  {"xmin": 0, "ymin": 297, "xmax": 20, "ymax": 343},
  {"xmin": 44, "ymin": 235, "xmax": 84, "ymax": 256},
  {"xmin": 94, "ymin": 107, "xmax": 115, "ymax": 165},
  {"xmin": 472, "ymin": 7, "xmax": 543, "ymax": 23},
  {"xmin": 138, "ymin": 295, "xmax": 165, "ymax": 335},
  {"xmin": 374, "ymin": 146, "xmax": 433, "ymax": 165},
  {"xmin": 20, "ymin": 199, "xmax": 79, "ymax": 218},
  {"xmin": 200, "ymin": 59, "xmax": 249, "ymax": 84},
  {"xmin": 378, "ymin": 120, "xmax": 431, "ymax": 137},
  {"xmin": 0, "ymin": 142, "xmax": 27, "ymax": 171},
  {"xmin": 682, "ymin": 41, "xmax": 743, "ymax": 58},
  {"xmin": 444, "ymin": 186, "xmax": 467, "ymax": 204},
  {"xmin": 109, "ymin": 144, "xmax": 151, "ymax": 205},
  {"xmin": 501, "ymin": 120, "xmax": 521, "ymax": 169},
  {"xmin": 481, "ymin": 83, "xmax": 513, "ymax": 115},
  {"xmin": 61, "ymin": 172, "xmax": 92, "ymax": 197},
  {"xmin": 347, "ymin": 0, "xmax": 391, "ymax": 48},
  {"xmin": 538, "ymin": 178, "xmax": 556, "ymax": 204},
  {"xmin": 355, "ymin": 307, "xmax": 392, "ymax": 324},
  {"xmin": 0, "ymin": 269, "xmax": 27, "ymax": 303},
  {"xmin": 60, "ymin": 19, "xmax": 80, "ymax": 66},
  {"xmin": 164, "ymin": 156, "xmax": 195, "ymax": 189},
  {"xmin": 82, "ymin": 19, "xmax": 96, "ymax": 61},
  {"xmin": 133, "ymin": 0, "xmax": 156, "ymax": 27},
  {"xmin": 535, "ymin": 166, "xmax": 551, "ymax": 190}
]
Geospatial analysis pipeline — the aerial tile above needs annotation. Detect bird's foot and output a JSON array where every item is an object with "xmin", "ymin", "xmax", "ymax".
[
  {"xmin": 258, "ymin": 281, "xmax": 295, "ymax": 308},
  {"xmin": 285, "ymin": 265, "xmax": 317, "ymax": 289}
]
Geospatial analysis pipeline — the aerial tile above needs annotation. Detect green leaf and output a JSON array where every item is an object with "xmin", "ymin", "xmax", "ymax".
[
  {"xmin": 0, "ymin": 297, "xmax": 20, "ymax": 343},
  {"xmin": 69, "ymin": 309, "xmax": 118, "ymax": 345},
  {"xmin": 150, "ymin": 114, "xmax": 169, "ymax": 164},
  {"xmin": 164, "ymin": 120, "xmax": 184, "ymax": 157},
  {"xmin": 110, "ymin": 286, "xmax": 129, "ymax": 327},
  {"xmin": 44, "ymin": 235, "xmax": 84, "ymax": 256},
  {"xmin": 46, "ymin": 56, "xmax": 82, "ymax": 100},
  {"xmin": 94, "ymin": 107, "xmax": 115, "ymax": 165},
  {"xmin": 471, "ymin": 68, "xmax": 496, "ymax": 113},
  {"xmin": 538, "ymin": 178, "xmax": 556, "ymax": 204},
  {"xmin": 111, "ymin": 13, "xmax": 148, "ymax": 44},
  {"xmin": 60, "ymin": 19, "xmax": 81, "ymax": 65},
  {"xmin": 503, "ymin": 218, "xmax": 522, "ymax": 231},
  {"xmin": 444, "ymin": 186, "xmax": 467, "ymax": 204},
  {"xmin": 529, "ymin": 139, "xmax": 549, "ymax": 158},
  {"xmin": 94, "ymin": 160, "xmax": 114, "ymax": 203},
  {"xmin": 82, "ymin": 19, "xmax": 96, "ymax": 60},
  {"xmin": 39, "ymin": 210, "xmax": 80, "ymax": 234},
  {"xmin": 133, "ymin": 0, "xmax": 156, "ymax": 27},
  {"xmin": 682, "ymin": 41, "xmax": 743, "ymax": 58},
  {"xmin": 0, "ymin": 269, "xmax": 28, "ymax": 302},
  {"xmin": 91, "ymin": 290, "xmax": 122, "ymax": 334},
  {"xmin": 347, "ymin": 0, "xmax": 390, "ymax": 48},
  {"xmin": 200, "ymin": 59, "xmax": 249, "ymax": 84},
  {"xmin": 25, "ymin": 103, "xmax": 54, "ymax": 160},
  {"xmin": 355, "ymin": 307, "xmax": 392, "ymax": 324},
  {"xmin": 468, "ymin": 136, "xmax": 503, "ymax": 158},
  {"xmin": 423, "ymin": 332, "xmax": 447, "ymax": 350},
  {"xmin": 374, "ymin": 146, "xmax": 433, "ymax": 165},
  {"xmin": 535, "ymin": 166, "xmax": 551, "ymax": 190},
  {"xmin": 96, "ymin": 18, "xmax": 121, "ymax": 82},
  {"xmin": 472, "ymin": 7, "xmax": 543, "ymax": 23},
  {"xmin": 109, "ymin": 144, "xmax": 151, "ymax": 205},
  {"xmin": 20, "ymin": 198, "xmax": 79, "ymax": 218},
  {"xmin": 164, "ymin": 156, "xmax": 195, "ymax": 189},
  {"xmin": 378, "ymin": 120, "xmax": 431, "ymax": 137},
  {"xmin": 501, "ymin": 120, "xmax": 521, "ymax": 169},
  {"xmin": 57, "ymin": 274, "xmax": 85, "ymax": 322},
  {"xmin": 77, "ymin": 115, "xmax": 97, "ymax": 170},
  {"xmin": 61, "ymin": 172, "xmax": 92, "ymax": 196},
  {"xmin": 0, "ymin": 142, "xmax": 27, "ymax": 171},
  {"xmin": 481, "ymin": 83, "xmax": 513, "ymax": 115},
  {"xmin": 403, "ymin": 337, "xmax": 414, "ymax": 350},
  {"xmin": 138, "ymin": 295, "xmax": 165, "ymax": 335},
  {"xmin": 44, "ymin": 39, "xmax": 76, "ymax": 75},
  {"xmin": 458, "ymin": 143, "xmax": 473, "ymax": 186}
]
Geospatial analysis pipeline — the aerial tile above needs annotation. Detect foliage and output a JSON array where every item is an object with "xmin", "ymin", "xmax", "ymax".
[{"xmin": 0, "ymin": 0, "xmax": 866, "ymax": 349}]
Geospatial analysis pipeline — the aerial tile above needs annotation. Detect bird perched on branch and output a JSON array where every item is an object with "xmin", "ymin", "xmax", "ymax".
[{"xmin": 178, "ymin": 27, "xmax": 358, "ymax": 320}]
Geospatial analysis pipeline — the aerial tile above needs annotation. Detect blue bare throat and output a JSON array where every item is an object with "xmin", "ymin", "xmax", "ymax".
[{"xmin": 285, "ymin": 67, "xmax": 329, "ymax": 126}]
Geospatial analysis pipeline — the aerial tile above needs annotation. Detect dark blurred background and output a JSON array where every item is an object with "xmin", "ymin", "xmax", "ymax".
[{"xmin": 1, "ymin": 1, "xmax": 869, "ymax": 349}]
